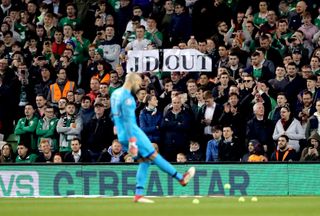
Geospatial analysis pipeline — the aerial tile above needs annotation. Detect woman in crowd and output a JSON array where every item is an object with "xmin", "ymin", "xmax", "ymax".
[{"xmin": 273, "ymin": 105, "xmax": 305, "ymax": 152}]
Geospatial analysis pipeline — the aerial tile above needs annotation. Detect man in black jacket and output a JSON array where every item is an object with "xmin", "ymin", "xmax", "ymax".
[
  {"xmin": 81, "ymin": 101, "xmax": 114, "ymax": 161},
  {"xmin": 64, "ymin": 137, "xmax": 92, "ymax": 163},
  {"xmin": 218, "ymin": 126, "xmax": 242, "ymax": 161}
]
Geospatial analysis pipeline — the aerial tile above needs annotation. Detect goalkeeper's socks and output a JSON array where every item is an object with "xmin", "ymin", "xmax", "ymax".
[
  {"xmin": 136, "ymin": 161, "xmax": 150, "ymax": 195},
  {"xmin": 153, "ymin": 154, "xmax": 183, "ymax": 181}
]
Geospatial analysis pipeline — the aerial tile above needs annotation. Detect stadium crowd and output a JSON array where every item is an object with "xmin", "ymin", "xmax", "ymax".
[{"xmin": 0, "ymin": 0, "xmax": 320, "ymax": 163}]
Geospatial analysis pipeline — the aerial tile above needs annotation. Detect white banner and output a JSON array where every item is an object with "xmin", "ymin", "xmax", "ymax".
[
  {"xmin": 162, "ymin": 49, "xmax": 212, "ymax": 72},
  {"xmin": 127, "ymin": 50, "xmax": 159, "ymax": 73},
  {"xmin": 126, "ymin": 49, "xmax": 212, "ymax": 72}
]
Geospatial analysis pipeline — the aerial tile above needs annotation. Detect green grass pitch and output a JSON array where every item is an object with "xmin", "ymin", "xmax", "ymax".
[{"xmin": 1, "ymin": 196, "xmax": 319, "ymax": 216}]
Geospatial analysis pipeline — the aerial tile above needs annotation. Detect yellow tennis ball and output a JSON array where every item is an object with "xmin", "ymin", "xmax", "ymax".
[
  {"xmin": 238, "ymin": 197, "xmax": 245, "ymax": 202},
  {"xmin": 224, "ymin": 183, "xmax": 231, "ymax": 190},
  {"xmin": 192, "ymin": 199, "xmax": 200, "ymax": 204},
  {"xmin": 251, "ymin": 197, "xmax": 258, "ymax": 202}
]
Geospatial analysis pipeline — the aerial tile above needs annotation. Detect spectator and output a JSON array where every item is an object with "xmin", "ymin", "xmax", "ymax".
[
  {"xmin": 185, "ymin": 79, "xmax": 198, "ymax": 115},
  {"xmin": 0, "ymin": 143, "xmax": 15, "ymax": 163},
  {"xmin": 97, "ymin": 139, "xmax": 126, "ymax": 162},
  {"xmin": 52, "ymin": 28, "xmax": 66, "ymax": 59},
  {"xmin": 198, "ymin": 73, "xmax": 214, "ymax": 91},
  {"xmin": 124, "ymin": 154, "xmax": 134, "ymax": 162},
  {"xmin": 246, "ymin": 102, "xmax": 274, "ymax": 157},
  {"xmin": 198, "ymin": 90, "xmax": 223, "ymax": 150},
  {"xmin": 218, "ymin": 125, "xmax": 241, "ymax": 161},
  {"xmin": 284, "ymin": 62, "xmax": 306, "ymax": 110},
  {"xmin": 300, "ymin": 132, "xmax": 320, "ymax": 161},
  {"xmin": 268, "ymin": 92, "xmax": 289, "ymax": 125},
  {"xmin": 34, "ymin": 94, "xmax": 47, "ymax": 118},
  {"xmin": 16, "ymin": 63, "xmax": 35, "ymax": 118},
  {"xmin": 219, "ymin": 93, "xmax": 245, "ymax": 142},
  {"xmin": 57, "ymin": 97, "xmax": 68, "ymax": 118},
  {"xmin": 66, "ymin": 90, "xmax": 75, "ymax": 103},
  {"xmin": 92, "ymin": 59, "xmax": 112, "ymax": 85},
  {"xmin": 212, "ymin": 71, "xmax": 231, "ymax": 104},
  {"xmin": 58, "ymin": 3, "xmax": 80, "ymax": 29},
  {"xmin": 139, "ymin": 94, "xmax": 162, "ymax": 144},
  {"xmin": 108, "ymin": 70, "xmax": 122, "ymax": 95},
  {"xmin": 36, "ymin": 139, "xmax": 55, "ymax": 163},
  {"xmin": 169, "ymin": 0, "xmax": 192, "ymax": 45},
  {"xmin": 259, "ymin": 34, "xmax": 283, "ymax": 68},
  {"xmin": 48, "ymin": 67, "xmax": 75, "ymax": 107},
  {"xmin": 14, "ymin": 104, "xmax": 39, "ymax": 152},
  {"xmin": 272, "ymin": 105, "xmax": 305, "ymax": 152},
  {"xmin": 53, "ymin": 153, "xmax": 63, "ymax": 163},
  {"xmin": 289, "ymin": 1, "xmax": 307, "ymax": 31},
  {"xmin": 78, "ymin": 96, "xmax": 94, "ymax": 126},
  {"xmin": 98, "ymin": 25, "xmax": 121, "ymax": 70},
  {"xmin": 71, "ymin": 24, "xmax": 90, "ymax": 67},
  {"xmin": 297, "ymin": 75, "xmax": 320, "ymax": 110},
  {"xmin": 161, "ymin": 95, "xmax": 192, "ymax": 161},
  {"xmin": 259, "ymin": 10, "xmax": 277, "ymax": 35},
  {"xmin": 272, "ymin": 19, "xmax": 293, "ymax": 56},
  {"xmin": 121, "ymin": 15, "xmax": 142, "ymax": 48},
  {"xmin": 125, "ymin": 25, "xmax": 151, "ymax": 51},
  {"xmin": 305, "ymin": 100, "xmax": 320, "ymax": 138},
  {"xmin": 15, "ymin": 142, "xmax": 38, "ymax": 163},
  {"xmin": 56, "ymin": 102, "xmax": 83, "ymax": 154},
  {"xmin": 135, "ymin": 87, "xmax": 147, "ymax": 120},
  {"xmin": 34, "ymin": 65, "xmax": 54, "ymax": 99},
  {"xmin": 245, "ymin": 51, "xmax": 274, "ymax": 81},
  {"xmin": 310, "ymin": 56, "xmax": 320, "ymax": 75},
  {"xmin": 206, "ymin": 125, "xmax": 222, "ymax": 162},
  {"xmin": 176, "ymin": 152, "xmax": 187, "ymax": 163},
  {"xmin": 86, "ymin": 77, "xmax": 100, "ymax": 103},
  {"xmin": 296, "ymin": 90, "xmax": 316, "ymax": 122},
  {"xmin": 146, "ymin": 15, "xmax": 163, "ymax": 48},
  {"xmin": 271, "ymin": 135, "xmax": 297, "ymax": 161},
  {"xmin": 215, "ymin": 45, "xmax": 229, "ymax": 72},
  {"xmin": 268, "ymin": 66, "xmax": 289, "ymax": 95},
  {"xmin": 241, "ymin": 139, "xmax": 256, "ymax": 162},
  {"xmin": 36, "ymin": 105, "xmax": 59, "ymax": 152},
  {"xmin": 170, "ymin": 71, "xmax": 186, "ymax": 92},
  {"xmin": 247, "ymin": 140, "xmax": 268, "ymax": 162},
  {"xmin": 227, "ymin": 53, "xmax": 244, "ymax": 80},
  {"xmin": 158, "ymin": 78, "xmax": 173, "ymax": 111},
  {"xmin": 186, "ymin": 140, "xmax": 203, "ymax": 161},
  {"xmin": 298, "ymin": 12, "xmax": 318, "ymax": 50},
  {"xmin": 64, "ymin": 137, "xmax": 92, "ymax": 162},
  {"xmin": 253, "ymin": 0, "xmax": 268, "ymax": 27},
  {"xmin": 82, "ymin": 101, "xmax": 114, "ymax": 161}
]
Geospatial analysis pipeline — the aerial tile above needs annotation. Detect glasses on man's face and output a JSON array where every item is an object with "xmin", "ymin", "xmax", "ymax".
[{"xmin": 243, "ymin": 80, "xmax": 252, "ymax": 83}]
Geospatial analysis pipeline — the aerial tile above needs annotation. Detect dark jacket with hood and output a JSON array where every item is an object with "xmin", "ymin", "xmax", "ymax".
[{"xmin": 300, "ymin": 132, "xmax": 320, "ymax": 161}]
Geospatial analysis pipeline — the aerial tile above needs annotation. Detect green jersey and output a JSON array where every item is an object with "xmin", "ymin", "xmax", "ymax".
[
  {"xmin": 14, "ymin": 116, "xmax": 39, "ymax": 151},
  {"xmin": 15, "ymin": 154, "xmax": 38, "ymax": 163},
  {"xmin": 59, "ymin": 17, "xmax": 81, "ymax": 29}
]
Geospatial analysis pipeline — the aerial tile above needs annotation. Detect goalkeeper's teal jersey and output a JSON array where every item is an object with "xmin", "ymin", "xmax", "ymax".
[{"xmin": 111, "ymin": 87, "xmax": 155, "ymax": 157}]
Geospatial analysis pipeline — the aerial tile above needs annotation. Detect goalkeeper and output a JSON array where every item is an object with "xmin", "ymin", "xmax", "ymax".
[{"xmin": 111, "ymin": 73, "xmax": 195, "ymax": 203}]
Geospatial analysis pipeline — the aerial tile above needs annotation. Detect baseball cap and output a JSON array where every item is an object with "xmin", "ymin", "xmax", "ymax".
[
  {"xmin": 95, "ymin": 48, "xmax": 104, "ymax": 57},
  {"xmin": 292, "ymin": 48, "xmax": 302, "ymax": 54},
  {"xmin": 75, "ymin": 88, "xmax": 85, "ymax": 95}
]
